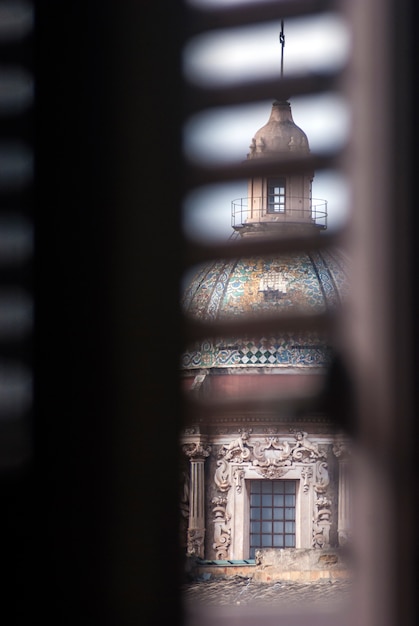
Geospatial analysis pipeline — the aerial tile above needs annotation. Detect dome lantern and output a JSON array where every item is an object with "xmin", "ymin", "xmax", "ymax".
[{"xmin": 231, "ymin": 100, "xmax": 327, "ymax": 237}]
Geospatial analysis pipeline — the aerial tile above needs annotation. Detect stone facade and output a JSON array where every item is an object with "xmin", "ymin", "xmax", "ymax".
[{"xmin": 180, "ymin": 424, "xmax": 352, "ymax": 576}]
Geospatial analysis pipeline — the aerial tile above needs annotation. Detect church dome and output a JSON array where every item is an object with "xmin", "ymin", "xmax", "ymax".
[
  {"xmin": 181, "ymin": 249, "xmax": 347, "ymax": 370},
  {"xmin": 181, "ymin": 98, "xmax": 347, "ymax": 372},
  {"xmin": 247, "ymin": 100, "xmax": 310, "ymax": 158}
]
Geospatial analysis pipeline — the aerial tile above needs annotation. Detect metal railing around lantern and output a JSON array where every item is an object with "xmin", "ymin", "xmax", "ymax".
[{"xmin": 231, "ymin": 196, "xmax": 327, "ymax": 230}]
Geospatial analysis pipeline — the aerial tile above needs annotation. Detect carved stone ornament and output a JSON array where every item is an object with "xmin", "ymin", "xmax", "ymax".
[
  {"xmin": 290, "ymin": 430, "xmax": 327, "ymax": 463},
  {"xmin": 233, "ymin": 468, "xmax": 245, "ymax": 493},
  {"xmin": 217, "ymin": 431, "xmax": 327, "ymax": 475},
  {"xmin": 332, "ymin": 440, "xmax": 352, "ymax": 459},
  {"xmin": 214, "ymin": 457, "xmax": 231, "ymax": 493},
  {"xmin": 187, "ymin": 528, "xmax": 205, "ymax": 557},
  {"xmin": 219, "ymin": 429, "xmax": 252, "ymax": 463},
  {"xmin": 312, "ymin": 463, "xmax": 332, "ymax": 549},
  {"xmin": 254, "ymin": 466, "xmax": 290, "ymax": 480},
  {"xmin": 182, "ymin": 442, "xmax": 211, "ymax": 460},
  {"xmin": 301, "ymin": 466, "xmax": 313, "ymax": 493},
  {"xmin": 212, "ymin": 494, "xmax": 231, "ymax": 560},
  {"xmin": 313, "ymin": 460, "xmax": 330, "ymax": 495}
]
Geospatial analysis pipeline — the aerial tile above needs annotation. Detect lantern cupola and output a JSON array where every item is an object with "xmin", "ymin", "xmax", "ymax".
[{"xmin": 231, "ymin": 100, "xmax": 327, "ymax": 237}]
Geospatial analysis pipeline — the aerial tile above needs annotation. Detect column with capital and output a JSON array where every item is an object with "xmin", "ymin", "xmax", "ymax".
[
  {"xmin": 183, "ymin": 441, "xmax": 211, "ymax": 558},
  {"xmin": 333, "ymin": 441, "xmax": 352, "ymax": 546}
]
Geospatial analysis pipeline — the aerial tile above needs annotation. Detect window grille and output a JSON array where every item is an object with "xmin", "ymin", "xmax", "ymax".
[
  {"xmin": 249, "ymin": 480, "xmax": 297, "ymax": 556},
  {"xmin": 267, "ymin": 178, "xmax": 285, "ymax": 213}
]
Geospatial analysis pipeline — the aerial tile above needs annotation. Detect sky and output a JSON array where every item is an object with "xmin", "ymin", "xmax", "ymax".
[{"xmin": 182, "ymin": 2, "xmax": 352, "ymax": 242}]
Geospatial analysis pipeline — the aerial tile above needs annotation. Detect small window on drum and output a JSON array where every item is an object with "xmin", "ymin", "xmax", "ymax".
[
  {"xmin": 267, "ymin": 178, "xmax": 285, "ymax": 213},
  {"xmin": 249, "ymin": 480, "xmax": 296, "ymax": 558}
]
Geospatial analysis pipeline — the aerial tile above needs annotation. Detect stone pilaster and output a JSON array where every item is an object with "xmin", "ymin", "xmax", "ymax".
[
  {"xmin": 183, "ymin": 441, "xmax": 211, "ymax": 558},
  {"xmin": 333, "ymin": 440, "xmax": 352, "ymax": 546}
]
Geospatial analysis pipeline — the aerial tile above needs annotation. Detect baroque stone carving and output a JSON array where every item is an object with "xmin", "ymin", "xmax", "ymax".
[
  {"xmin": 312, "ymin": 495, "xmax": 332, "ymax": 548},
  {"xmin": 233, "ymin": 468, "xmax": 245, "ymax": 493},
  {"xmin": 301, "ymin": 466, "xmax": 313, "ymax": 493},
  {"xmin": 183, "ymin": 442, "xmax": 211, "ymax": 460},
  {"xmin": 217, "ymin": 431, "xmax": 327, "ymax": 475},
  {"xmin": 212, "ymin": 494, "xmax": 231, "ymax": 560},
  {"xmin": 214, "ymin": 457, "xmax": 231, "ymax": 493},
  {"xmin": 220, "ymin": 429, "xmax": 252, "ymax": 462},
  {"xmin": 291, "ymin": 430, "xmax": 327, "ymax": 462},
  {"xmin": 211, "ymin": 430, "xmax": 334, "ymax": 557},
  {"xmin": 314, "ymin": 460, "xmax": 330, "ymax": 494},
  {"xmin": 312, "ymin": 462, "xmax": 332, "ymax": 548},
  {"xmin": 333, "ymin": 440, "xmax": 352, "ymax": 459},
  {"xmin": 253, "ymin": 437, "xmax": 292, "ymax": 468},
  {"xmin": 187, "ymin": 528, "xmax": 205, "ymax": 557},
  {"xmin": 254, "ymin": 466, "xmax": 290, "ymax": 479}
]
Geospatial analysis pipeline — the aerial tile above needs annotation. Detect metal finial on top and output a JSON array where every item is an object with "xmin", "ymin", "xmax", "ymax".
[{"xmin": 279, "ymin": 20, "xmax": 285, "ymax": 79}]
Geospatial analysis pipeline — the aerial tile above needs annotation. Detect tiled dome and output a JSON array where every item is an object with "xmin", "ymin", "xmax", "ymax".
[
  {"xmin": 181, "ymin": 248, "xmax": 347, "ymax": 370},
  {"xmin": 181, "ymin": 98, "xmax": 347, "ymax": 371}
]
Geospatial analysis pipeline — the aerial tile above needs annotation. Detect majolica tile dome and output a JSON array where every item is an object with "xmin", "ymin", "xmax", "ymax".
[{"xmin": 182, "ymin": 100, "xmax": 347, "ymax": 371}]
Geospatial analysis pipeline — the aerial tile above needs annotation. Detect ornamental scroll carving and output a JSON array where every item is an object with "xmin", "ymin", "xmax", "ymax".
[
  {"xmin": 220, "ymin": 429, "xmax": 252, "ymax": 462},
  {"xmin": 312, "ymin": 461, "xmax": 331, "ymax": 548},
  {"xmin": 211, "ymin": 494, "xmax": 231, "ymax": 559},
  {"xmin": 218, "ymin": 429, "xmax": 326, "ymax": 474},
  {"xmin": 211, "ymin": 430, "xmax": 334, "ymax": 556},
  {"xmin": 183, "ymin": 441, "xmax": 211, "ymax": 460}
]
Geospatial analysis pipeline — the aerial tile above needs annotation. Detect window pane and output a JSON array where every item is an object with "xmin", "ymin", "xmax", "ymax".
[
  {"xmin": 251, "ymin": 482, "xmax": 261, "ymax": 494},
  {"xmin": 251, "ymin": 494, "xmax": 261, "ymax": 506},
  {"xmin": 262, "ymin": 522, "xmax": 272, "ymax": 533},
  {"xmin": 262, "ymin": 494, "xmax": 272, "ymax": 506},
  {"xmin": 250, "ymin": 536, "xmax": 259, "ymax": 547},
  {"xmin": 285, "ymin": 507, "xmax": 294, "ymax": 520},
  {"xmin": 285, "ymin": 482, "xmax": 296, "ymax": 494},
  {"xmin": 285, "ymin": 535, "xmax": 295, "ymax": 547},
  {"xmin": 273, "ymin": 494, "xmax": 284, "ymax": 506},
  {"xmin": 262, "ymin": 535, "xmax": 272, "ymax": 547},
  {"xmin": 250, "ymin": 508, "xmax": 260, "ymax": 520},
  {"xmin": 273, "ymin": 507, "xmax": 284, "ymax": 521},
  {"xmin": 273, "ymin": 535, "xmax": 285, "ymax": 547},
  {"xmin": 262, "ymin": 507, "xmax": 272, "ymax": 520},
  {"xmin": 273, "ymin": 521, "xmax": 284, "ymax": 533},
  {"xmin": 285, "ymin": 495, "xmax": 295, "ymax": 506},
  {"xmin": 285, "ymin": 522, "xmax": 295, "ymax": 533},
  {"xmin": 251, "ymin": 522, "xmax": 261, "ymax": 533},
  {"xmin": 273, "ymin": 482, "xmax": 284, "ymax": 494},
  {"xmin": 262, "ymin": 482, "xmax": 272, "ymax": 494}
]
